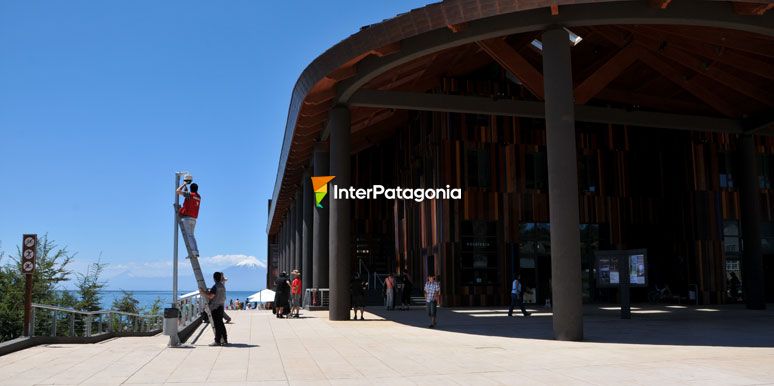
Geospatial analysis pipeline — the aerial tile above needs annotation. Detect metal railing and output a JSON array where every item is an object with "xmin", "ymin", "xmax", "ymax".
[
  {"xmin": 303, "ymin": 288, "xmax": 330, "ymax": 308},
  {"xmin": 29, "ymin": 304, "xmax": 164, "ymax": 338},
  {"xmin": 358, "ymin": 259, "xmax": 372, "ymax": 289},
  {"xmin": 373, "ymin": 273, "xmax": 388, "ymax": 291},
  {"xmin": 178, "ymin": 291, "xmax": 206, "ymax": 328}
]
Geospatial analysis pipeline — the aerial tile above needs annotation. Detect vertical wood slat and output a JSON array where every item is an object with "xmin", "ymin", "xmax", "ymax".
[{"xmin": 348, "ymin": 73, "xmax": 770, "ymax": 306}]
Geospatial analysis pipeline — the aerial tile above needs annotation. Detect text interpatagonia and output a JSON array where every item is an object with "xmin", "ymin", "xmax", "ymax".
[{"xmin": 332, "ymin": 185, "xmax": 462, "ymax": 202}]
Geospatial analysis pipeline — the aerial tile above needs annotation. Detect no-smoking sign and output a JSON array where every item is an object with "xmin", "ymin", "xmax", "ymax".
[{"xmin": 21, "ymin": 234, "xmax": 36, "ymax": 274}]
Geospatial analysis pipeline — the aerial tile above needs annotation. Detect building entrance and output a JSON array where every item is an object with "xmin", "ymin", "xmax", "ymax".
[{"xmin": 519, "ymin": 223, "xmax": 551, "ymax": 305}]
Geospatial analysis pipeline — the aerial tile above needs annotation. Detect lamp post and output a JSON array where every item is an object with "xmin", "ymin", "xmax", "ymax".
[{"xmin": 165, "ymin": 171, "xmax": 188, "ymax": 347}]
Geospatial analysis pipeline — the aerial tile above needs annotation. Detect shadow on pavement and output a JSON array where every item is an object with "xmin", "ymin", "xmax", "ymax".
[
  {"xmin": 224, "ymin": 343, "xmax": 258, "ymax": 348},
  {"xmin": 366, "ymin": 303, "xmax": 774, "ymax": 348}
]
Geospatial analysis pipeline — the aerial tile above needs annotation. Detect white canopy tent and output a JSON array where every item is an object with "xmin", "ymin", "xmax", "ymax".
[{"xmin": 247, "ymin": 288, "xmax": 276, "ymax": 303}]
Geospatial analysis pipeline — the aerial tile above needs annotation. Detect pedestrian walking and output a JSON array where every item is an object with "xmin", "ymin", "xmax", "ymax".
[
  {"xmin": 508, "ymin": 272, "xmax": 531, "ymax": 317},
  {"xmin": 423, "ymin": 274, "xmax": 441, "ymax": 328},
  {"xmin": 200, "ymin": 271, "xmax": 228, "ymax": 345}
]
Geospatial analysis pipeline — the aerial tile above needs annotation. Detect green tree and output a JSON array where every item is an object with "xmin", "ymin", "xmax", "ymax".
[
  {"xmin": 57, "ymin": 290, "xmax": 78, "ymax": 308},
  {"xmin": 111, "ymin": 290, "xmax": 140, "ymax": 314},
  {"xmin": 109, "ymin": 293, "xmax": 163, "ymax": 333},
  {"xmin": 146, "ymin": 297, "xmax": 164, "ymax": 316},
  {"xmin": 0, "ymin": 235, "xmax": 74, "ymax": 342},
  {"xmin": 110, "ymin": 290, "xmax": 141, "ymax": 332},
  {"xmin": 75, "ymin": 261, "xmax": 106, "ymax": 312}
]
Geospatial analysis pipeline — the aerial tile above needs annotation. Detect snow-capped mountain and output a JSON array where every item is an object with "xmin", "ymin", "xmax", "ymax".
[
  {"xmin": 221, "ymin": 260, "xmax": 267, "ymax": 291},
  {"xmin": 102, "ymin": 255, "xmax": 267, "ymax": 291}
]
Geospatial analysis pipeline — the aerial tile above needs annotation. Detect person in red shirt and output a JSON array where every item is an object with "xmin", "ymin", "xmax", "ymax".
[
  {"xmin": 290, "ymin": 270, "xmax": 302, "ymax": 318},
  {"xmin": 176, "ymin": 175, "xmax": 201, "ymax": 257},
  {"xmin": 384, "ymin": 273, "xmax": 395, "ymax": 310}
]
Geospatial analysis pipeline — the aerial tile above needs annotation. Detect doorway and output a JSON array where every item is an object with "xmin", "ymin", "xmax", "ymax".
[{"xmin": 518, "ymin": 223, "xmax": 550, "ymax": 304}]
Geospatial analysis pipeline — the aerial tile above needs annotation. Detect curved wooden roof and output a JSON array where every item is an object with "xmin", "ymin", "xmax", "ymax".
[{"xmin": 268, "ymin": 0, "xmax": 774, "ymax": 234}]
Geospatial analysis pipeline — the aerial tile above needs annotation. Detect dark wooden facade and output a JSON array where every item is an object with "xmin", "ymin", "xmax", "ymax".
[
  {"xmin": 267, "ymin": 3, "xmax": 773, "ymax": 309},
  {"xmin": 346, "ymin": 70, "xmax": 774, "ymax": 306}
]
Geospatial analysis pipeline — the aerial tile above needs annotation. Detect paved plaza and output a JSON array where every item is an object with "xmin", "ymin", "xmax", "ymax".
[{"xmin": 1, "ymin": 304, "xmax": 773, "ymax": 386}]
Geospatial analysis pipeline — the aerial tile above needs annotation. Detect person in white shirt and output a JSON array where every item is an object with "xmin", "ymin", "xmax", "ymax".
[{"xmin": 508, "ymin": 272, "xmax": 531, "ymax": 317}]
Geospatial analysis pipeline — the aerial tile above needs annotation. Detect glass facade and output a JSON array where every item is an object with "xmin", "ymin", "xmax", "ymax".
[{"xmin": 460, "ymin": 221, "xmax": 498, "ymax": 285}]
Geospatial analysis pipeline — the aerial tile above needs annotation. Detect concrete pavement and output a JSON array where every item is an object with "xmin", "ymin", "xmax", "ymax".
[{"xmin": 1, "ymin": 304, "xmax": 772, "ymax": 385}]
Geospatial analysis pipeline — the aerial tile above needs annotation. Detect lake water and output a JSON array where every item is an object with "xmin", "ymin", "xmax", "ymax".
[{"xmin": 60, "ymin": 290, "xmax": 260, "ymax": 311}]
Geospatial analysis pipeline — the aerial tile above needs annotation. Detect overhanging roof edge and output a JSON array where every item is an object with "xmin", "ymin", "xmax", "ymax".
[{"xmin": 267, "ymin": 0, "xmax": 774, "ymax": 235}]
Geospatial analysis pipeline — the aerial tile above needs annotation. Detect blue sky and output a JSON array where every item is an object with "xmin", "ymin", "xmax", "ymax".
[{"xmin": 0, "ymin": 0, "xmax": 434, "ymax": 288}]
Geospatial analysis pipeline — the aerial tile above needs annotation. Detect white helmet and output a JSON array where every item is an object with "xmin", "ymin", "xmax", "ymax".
[{"xmin": 183, "ymin": 174, "xmax": 193, "ymax": 183}]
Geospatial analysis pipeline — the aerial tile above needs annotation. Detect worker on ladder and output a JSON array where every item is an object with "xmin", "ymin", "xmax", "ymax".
[
  {"xmin": 176, "ymin": 175, "xmax": 200, "ymax": 257},
  {"xmin": 173, "ymin": 172, "xmax": 219, "ymax": 345}
]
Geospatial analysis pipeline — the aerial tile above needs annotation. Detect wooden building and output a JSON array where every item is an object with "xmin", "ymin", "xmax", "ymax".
[{"xmin": 265, "ymin": 0, "xmax": 774, "ymax": 340}]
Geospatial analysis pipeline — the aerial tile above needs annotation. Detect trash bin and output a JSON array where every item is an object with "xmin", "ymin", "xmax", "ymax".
[{"xmin": 163, "ymin": 307, "xmax": 180, "ymax": 347}]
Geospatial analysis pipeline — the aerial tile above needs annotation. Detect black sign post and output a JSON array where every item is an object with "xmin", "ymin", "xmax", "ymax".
[
  {"xmin": 22, "ymin": 234, "xmax": 37, "ymax": 337},
  {"xmin": 595, "ymin": 249, "xmax": 647, "ymax": 320}
]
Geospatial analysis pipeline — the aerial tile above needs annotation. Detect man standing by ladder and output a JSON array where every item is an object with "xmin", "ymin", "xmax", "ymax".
[
  {"xmin": 200, "ymin": 272, "xmax": 228, "ymax": 346},
  {"xmin": 176, "ymin": 175, "xmax": 200, "ymax": 257}
]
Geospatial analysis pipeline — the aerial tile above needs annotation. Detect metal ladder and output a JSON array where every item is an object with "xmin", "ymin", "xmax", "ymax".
[{"xmin": 175, "ymin": 205, "xmax": 217, "ymax": 340}]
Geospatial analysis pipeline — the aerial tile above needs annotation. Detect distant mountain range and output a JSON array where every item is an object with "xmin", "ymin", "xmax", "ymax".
[
  {"xmin": 105, "ymin": 259, "xmax": 267, "ymax": 291},
  {"xmin": 221, "ymin": 260, "xmax": 268, "ymax": 291}
]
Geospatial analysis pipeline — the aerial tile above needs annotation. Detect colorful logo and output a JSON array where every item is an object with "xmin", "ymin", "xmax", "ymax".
[{"xmin": 311, "ymin": 176, "xmax": 336, "ymax": 208}]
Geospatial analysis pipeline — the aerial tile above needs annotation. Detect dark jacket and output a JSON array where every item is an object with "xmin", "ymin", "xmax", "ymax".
[{"xmin": 274, "ymin": 277, "xmax": 290, "ymax": 308}]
